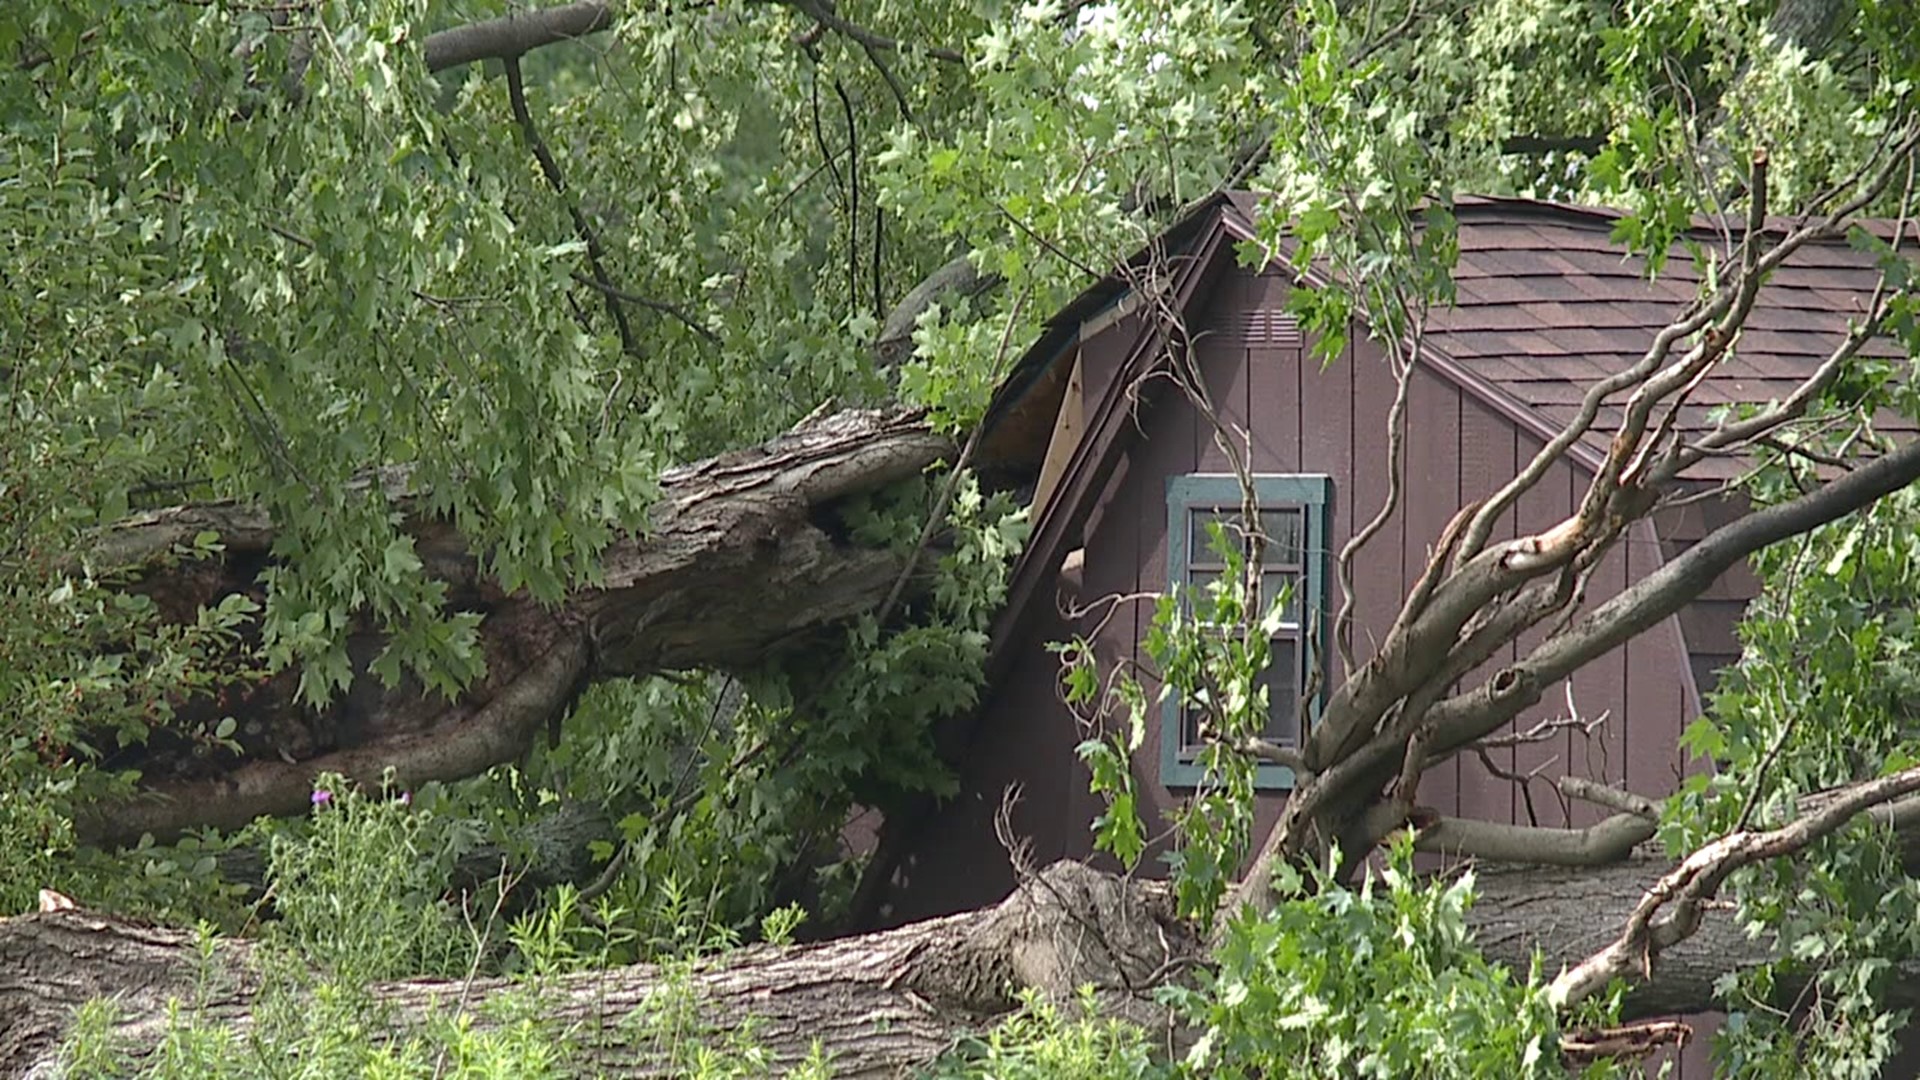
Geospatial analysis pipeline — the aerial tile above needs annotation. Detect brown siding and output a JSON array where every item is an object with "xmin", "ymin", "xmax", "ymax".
[
  {"xmin": 1655, "ymin": 490, "xmax": 1761, "ymax": 703},
  {"xmin": 1405, "ymin": 366, "xmax": 1465, "ymax": 817},
  {"xmin": 1512, "ymin": 443, "xmax": 1578, "ymax": 826},
  {"xmin": 892, "ymin": 260, "xmax": 1706, "ymax": 935},
  {"xmin": 884, "ymin": 604, "xmax": 1078, "ymax": 925},
  {"xmin": 1454, "ymin": 399, "xmax": 1520, "ymax": 826}
]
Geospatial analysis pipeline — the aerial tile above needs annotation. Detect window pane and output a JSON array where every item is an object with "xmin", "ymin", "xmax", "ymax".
[
  {"xmin": 1260, "ymin": 571, "xmax": 1300, "ymax": 624},
  {"xmin": 1261, "ymin": 636, "xmax": 1302, "ymax": 747},
  {"xmin": 1179, "ymin": 706, "xmax": 1204, "ymax": 757},
  {"xmin": 1257, "ymin": 508, "xmax": 1304, "ymax": 567},
  {"xmin": 1186, "ymin": 569, "xmax": 1223, "ymax": 614},
  {"xmin": 1188, "ymin": 509, "xmax": 1234, "ymax": 565}
]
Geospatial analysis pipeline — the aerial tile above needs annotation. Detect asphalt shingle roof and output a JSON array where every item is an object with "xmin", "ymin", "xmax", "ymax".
[{"xmin": 1223, "ymin": 193, "xmax": 1918, "ymax": 480}]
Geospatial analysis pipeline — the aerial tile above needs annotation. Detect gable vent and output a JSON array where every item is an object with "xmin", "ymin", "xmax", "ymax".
[{"xmin": 1225, "ymin": 308, "xmax": 1303, "ymax": 348}]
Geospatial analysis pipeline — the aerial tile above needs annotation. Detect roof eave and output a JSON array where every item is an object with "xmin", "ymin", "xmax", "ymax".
[{"xmin": 985, "ymin": 201, "xmax": 1241, "ymax": 680}]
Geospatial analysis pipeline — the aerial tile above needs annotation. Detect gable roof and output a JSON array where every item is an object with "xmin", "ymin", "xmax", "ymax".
[
  {"xmin": 982, "ymin": 191, "xmax": 1919, "ymax": 667},
  {"xmin": 1367, "ymin": 195, "xmax": 1915, "ymax": 481}
]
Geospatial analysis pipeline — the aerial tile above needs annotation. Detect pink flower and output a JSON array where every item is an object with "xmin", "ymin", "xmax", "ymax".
[
  {"xmin": 310, "ymin": 789, "xmax": 332, "ymax": 808},
  {"xmin": 397, "ymin": 790, "xmax": 412, "ymax": 807}
]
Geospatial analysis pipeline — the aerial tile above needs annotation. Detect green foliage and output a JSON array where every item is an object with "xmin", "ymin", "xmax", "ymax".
[
  {"xmin": 1065, "ymin": 524, "xmax": 1288, "ymax": 925},
  {"xmin": 925, "ymin": 987, "xmax": 1173, "ymax": 1080},
  {"xmin": 262, "ymin": 771, "xmax": 469, "ymax": 982},
  {"xmin": 59, "ymin": 772, "xmax": 824, "ymax": 1080},
  {"xmin": 469, "ymin": 471, "xmax": 1026, "ymax": 956},
  {"xmin": 1664, "ymin": 485, "xmax": 1920, "ymax": 1075},
  {"xmin": 1172, "ymin": 841, "xmax": 1570, "ymax": 1080},
  {"xmin": 929, "ymin": 852, "xmax": 1592, "ymax": 1080},
  {"xmin": 9, "ymin": 0, "xmax": 1920, "ymax": 1073}
]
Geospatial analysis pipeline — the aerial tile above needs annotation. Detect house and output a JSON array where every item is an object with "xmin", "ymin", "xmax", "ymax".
[
  {"xmin": 854, "ymin": 192, "xmax": 1915, "ymax": 1074},
  {"xmin": 876, "ymin": 191, "xmax": 1914, "ymax": 934}
]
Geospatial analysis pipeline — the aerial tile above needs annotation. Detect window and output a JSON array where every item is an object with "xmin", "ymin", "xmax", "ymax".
[{"xmin": 1162, "ymin": 474, "xmax": 1331, "ymax": 789}]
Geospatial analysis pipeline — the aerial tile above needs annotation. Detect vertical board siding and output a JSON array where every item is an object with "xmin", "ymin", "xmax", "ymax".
[
  {"xmin": 1078, "ymin": 310, "xmax": 1144, "ymax": 409},
  {"xmin": 1248, "ymin": 271, "xmax": 1306, "ymax": 479},
  {"xmin": 1193, "ymin": 334, "xmax": 1250, "ymax": 473},
  {"xmin": 887, "ymin": 258, "xmax": 1761, "ymax": 1078},
  {"xmin": 1455, "ymin": 400, "xmax": 1521, "ymax": 827},
  {"xmin": 1624, "ymin": 520, "xmax": 1697, "ymax": 808},
  {"xmin": 1071, "ymin": 454, "xmax": 1143, "ymax": 868},
  {"xmin": 1124, "ymin": 376, "xmax": 1198, "ymax": 825},
  {"xmin": 897, "ymin": 260, "xmax": 1716, "ymax": 941},
  {"xmin": 1347, "ymin": 337, "xmax": 1409, "ymax": 702},
  {"xmin": 1403, "ymin": 367, "xmax": 1465, "ymax": 819},
  {"xmin": 1510, "ymin": 440, "xmax": 1577, "ymax": 828},
  {"xmin": 884, "ymin": 608, "xmax": 1076, "ymax": 925},
  {"xmin": 1293, "ymin": 278, "xmax": 1354, "ymax": 698},
  {"xmin": 1567, "ymin": 537, "xmax": 1630, "ymax": 828}
]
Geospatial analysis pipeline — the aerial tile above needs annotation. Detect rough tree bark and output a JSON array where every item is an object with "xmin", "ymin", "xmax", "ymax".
[
  {"xmin": 0, "ymin": 863, "xmax": 1193, "ymax": 1079},
  {"xmin": 81, "ymin": 407, "xmax": 952, "ymax": 846},
  {"xmin": 7, "ymin": 854, "xmax": 1914, "ymax": 1078}
]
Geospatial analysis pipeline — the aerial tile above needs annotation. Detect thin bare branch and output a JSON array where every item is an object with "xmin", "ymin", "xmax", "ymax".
[
  {"xmin": 569, "ymin": 273, "xmax": 720, "ymax": 344},
  {"xmin": 1429, "ymin": 431, "xmax": 1920, "ymax": 760},
  {"xmin": 782, "ymin": 0, "xmax": 964, "ymax": 64},
  {"xmin": 503, "ymin": 56, "xmax": 637, "ymax": 357},
  {"xmin": 1361, "ymin": 803, "xmax": 1656, "ymax": 866},
  {"xmin": 1335, "ymin": 346, "xmax": 1415, "ymax": 672},
  {"xmin": 1559, "ymin": 777, "xmax": 1660, "ymax": 821}
]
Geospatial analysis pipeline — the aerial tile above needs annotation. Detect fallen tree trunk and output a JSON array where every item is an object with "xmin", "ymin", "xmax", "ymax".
[
  {"xmin": 0, "ymin": 862, "xmax": 1190, "ymax": 1078},
  {"xmin": 1467, "ymin": 854, "xmax": 1836, "ymax": 1018},
  {"xmin": 81, "ymin": 407, "xmax": 954, "ymax": 846},
  {"xmin": 4, "ymin": 854, "xmax": 1906, "ymax": 1077}
]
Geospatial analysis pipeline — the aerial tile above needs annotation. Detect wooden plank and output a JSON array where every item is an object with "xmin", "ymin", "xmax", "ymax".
[
  {"xmin": 1566, "ymin": 535, "xmax": 1628, "ymax": 828},
  {"xmin": 1624, "ymin": 522, "xmax": 1693, "ymax": 805},
  {"xmin": 1076, "ymin": 311, "xmax": 1143, "ymax": 413},
  {"xmin": 1028, "ymin": 354, "xmax": 1085, "ymax": 524},
  {"xmin": 1511, "ymin": 444, "xmax": 1576, "ymax": 828},
  {"xmin": 1131, "ymin": 374, "xmax": 1198, "ymax": 819},
  {"xmin": 1403, "ymin": 368, "xmax": 1463, "ymax": 819},
  {"xmin": 1345, "ymin": 336, "xmax": 1408, "ymax": 682},
  {"xmin": 1246, "ymin": 342, "xmax": 1302, "ymax": 474},
  {"xmin": 1248, "ymin": 275, "xmax": 1303, "ymax": 474},
  {"xmin": 888, "ymin": 611, "xmax": 1073, "ymax": 922},
  {"xmin": 1454, "ymin": 399, "xmax": 1520, "ymax": 826},
  {"xmin": 1192, "ymin": 334, "xmax": 1248, "ymax": 474},
  {"xmin": 1297, "ymin": 324, "xmax": 1353, "ymax": 692},
  {"xmin": 1074, "ymin": 449, "xmax": 1149, "ymax": 859}
]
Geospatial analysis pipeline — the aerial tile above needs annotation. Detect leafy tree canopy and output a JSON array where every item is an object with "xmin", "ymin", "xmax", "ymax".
[{"xmin": 7, "ymin": 0, "xmax": 1920, "ymax": 1074}]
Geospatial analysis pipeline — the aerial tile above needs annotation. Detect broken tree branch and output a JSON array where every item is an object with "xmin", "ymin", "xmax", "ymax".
[
  {"xmin": 1429, "ymin": 430, "xmax": 1920, "ymax": 760},
  {"xmin": 76, "ymin": 409, "xmax": 953, "ymax": 844},
  {"xmin": 1550, "ymin": 762, "xmax": 1920, "ymax": 1008},
  {"xmin": 0, "ymin": 862, "xmax": 1191, "ymax": 1078}
]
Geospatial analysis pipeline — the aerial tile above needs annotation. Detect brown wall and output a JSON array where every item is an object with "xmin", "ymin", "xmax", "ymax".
[{"xmin": 887, "ymin": 258, "xmax": 1717, "ymax": 1073}]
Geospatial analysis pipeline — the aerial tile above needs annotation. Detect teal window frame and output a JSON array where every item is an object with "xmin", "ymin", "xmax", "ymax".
[{"xmin": 1161, "ymin": 473, "xmax": 1332, "ymax": 790}]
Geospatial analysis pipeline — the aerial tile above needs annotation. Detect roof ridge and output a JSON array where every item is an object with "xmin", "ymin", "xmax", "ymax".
[{"xmin": 1227, "ymin": 190, "xmax": 1920, "ymax": 244}]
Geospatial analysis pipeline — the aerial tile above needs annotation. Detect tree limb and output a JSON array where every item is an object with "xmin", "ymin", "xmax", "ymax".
[
  {"xmin": 1550, "ymin": 763, "xmax": 1920, "ymax": 1008},
  {"xmin": 1430, "ymin": 432, "xmax": 1920, "ymax": 760},
  {"xmin": 503, "ymin": 55, "xmax": 638, "ymax": 357},
  {"xmin": 1375, "ymin": 808, "xmax": 1657, "ymax": 867},
  {"xmin": 76, "ymin": 409, "xmax": 954, "ymax": 844},
  {"xmin": 423, "ymin": 1, "xmax": 615, "ymax": 72},
  {"xmin": 0, "ymin": 862, "xmax": 1191, "ymax": 1078}
]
